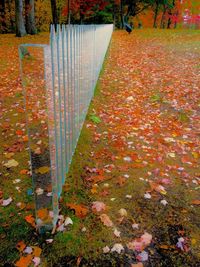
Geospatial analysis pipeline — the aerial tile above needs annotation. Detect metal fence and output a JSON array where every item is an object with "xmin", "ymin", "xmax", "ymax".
[{"xmin": 19, "ymin": 24, "xmax": 113, "ymax": 232}]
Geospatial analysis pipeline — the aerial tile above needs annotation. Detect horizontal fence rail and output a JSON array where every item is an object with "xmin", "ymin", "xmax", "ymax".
[{"xmin": 19, "ymin": 24, "xmax": 113, "ymax": 232}]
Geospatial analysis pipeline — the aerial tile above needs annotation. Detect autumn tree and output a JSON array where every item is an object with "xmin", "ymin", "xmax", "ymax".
[
  {"xmin": 15, "ymin": 0, "xmax": 27, "ymax": 36},
  {"xmin": 62, "ymin": 0, "xmax": 110, "ymax": 24}
]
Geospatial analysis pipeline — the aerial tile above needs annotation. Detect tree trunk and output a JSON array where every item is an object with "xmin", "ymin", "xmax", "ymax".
[
  {"xmin": 15, "ymin": 0, "xmax": 27, "ymax": 37},
  {"xmin": 7, "ymin": 0, "xmax": 15, "ymax": 31},
  {"xmin": 160, "ymin": 5, "xmax": 167, "ymax": 28},
  {"xmin": 51, "ymin": 0, "xmax": 58, "ymax": 25},
  {"xmin": 112, "ymin": 2, "xmax": 116, "ymax": 28},
  {"xmin": 0, "ymin": 0, "xmax": 7, "ymax": 33},
  {"xmin": 153, "ymin": 2, "xmax": 159, "ymax": 28},
  {"xmin": 25, "ymin": 0, "xmax": 37, "ymax": 34},
  {"xmin": 120, "ymin": 0, "xmax": 124, "ymax": 29},
  {"xmin": 167, "ymin": 13, "xmax": 172, "ymax": 29}
]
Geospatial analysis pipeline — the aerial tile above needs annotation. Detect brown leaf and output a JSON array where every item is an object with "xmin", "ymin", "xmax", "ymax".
[
  {"xmin": 159, "ymin": 245, "xmax": 170, "ymax": 250},
  {"xmin": 116, "ymin": 176, "xmax": 126, "ymax": 186}
]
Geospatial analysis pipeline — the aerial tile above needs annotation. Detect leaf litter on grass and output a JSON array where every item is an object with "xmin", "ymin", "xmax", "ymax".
[{"xmin": 0, "ymin": 30, "xmax": 200, "ymax": 266}]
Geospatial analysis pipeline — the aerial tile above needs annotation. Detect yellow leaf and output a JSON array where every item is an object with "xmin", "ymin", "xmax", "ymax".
[
  {"xmin": 192, "ymin": 152, "xmax": 199, "ymax": 159},
  {"xmin": 35, "ymin": 166, "xmax": 50, "ymax": 174},
  {"xmin": 32, "ymin": 246, "xmax": 42, "ymax": 257}
]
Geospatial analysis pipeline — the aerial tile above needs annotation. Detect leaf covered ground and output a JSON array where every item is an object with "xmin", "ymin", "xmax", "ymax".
[{"xmin": 0, "ymin": 30, "xmax": 200, "ymax": 266}]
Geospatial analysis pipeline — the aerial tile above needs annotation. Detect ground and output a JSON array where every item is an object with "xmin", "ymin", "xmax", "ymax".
[{"xmin": 0, "ymin": 29, "xmax": 200, "ymax": 267}]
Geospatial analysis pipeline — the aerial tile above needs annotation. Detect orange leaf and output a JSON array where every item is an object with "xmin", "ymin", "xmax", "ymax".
[
  {"xmin": 91, "ymin": 175, "xmax": 105, "ymax": 184},
  {"xmin": 16, "ymin": 241, "xmax": 26, "ymax": 252},
  {"xmin": 91, "ymin": 185, "xmax": 98, "ymax": 194},
  {"xmin": 25, "ymin": 214, "xmax": 36, "ymax": 227},
  {"xmin": 15, "ymin": 254, "xmax": 33, "ymax": 267},
  {"xmin": 37, "ymin": 208, "xmax": 49, "ymax": 220},
  {"xmin": 191, "ymin": 200, "xmax": 200, "ymax": 205},
  {"xmin": 131, "ymin": 263, "xmax": 143, "ymax": 267},
  {"xmin": 22, "ymin": 135, "xmax": 28, "ymax": 142},
  {"xmin": 16, "ymin": 130, "xmax": 23, "ymax": 136},
  {"xmin": 66, "ymin": 203, "xmax": 88, "ymax": 218},
  {"xmin": 20, "ymin": 169, "xmax": 28, "ymax": 175}
]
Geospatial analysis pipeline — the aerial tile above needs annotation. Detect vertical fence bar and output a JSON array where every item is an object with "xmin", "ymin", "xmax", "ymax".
[{"xmin": 19, "ymin": 44, "xmax": 59, "ymax": 232}]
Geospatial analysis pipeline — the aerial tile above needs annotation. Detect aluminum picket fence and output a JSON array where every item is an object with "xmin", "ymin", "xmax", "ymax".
[{"xmin": 19, "ymin": 24, "xmax": 113, "ymax": 232}]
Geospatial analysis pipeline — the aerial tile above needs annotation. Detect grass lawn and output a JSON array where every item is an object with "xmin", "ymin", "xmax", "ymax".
[{"xmin": 0, "ymin": 29, "xmax": 200, "ymax": 266}]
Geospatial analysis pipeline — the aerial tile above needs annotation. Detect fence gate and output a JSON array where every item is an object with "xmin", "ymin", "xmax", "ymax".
[{"xmin": 19, "ymin": 24, "xmax": 113, "ymax": 232}]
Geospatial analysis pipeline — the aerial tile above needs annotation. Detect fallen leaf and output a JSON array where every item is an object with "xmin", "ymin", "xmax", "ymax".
[
  {"xmin": 144, "ymin": 193, "xmax": 151, "ymax": 199},
  {"xmin": 100, "ymin": 214, "xmax": 113, "ymax": 227},
  {"xmin": 159, "ymin": 245, "xmax": 170, "ymax": 250},
  {"xmin": 131, "ymin": 263, "xmax": 143, "ymax": 267},
  {"xmin": 4, "ymin": 159, "xmax": 19, "ymax": 168},
  {"xmin": 1, "ymin": 197, "xmax": 12, "ymax": 206},
  {"xmin": 191, "ymin": 200, "xmax": 200, "ymax": 205},
  {"xmin": 16, "ymin": 130, "xmax": 23, "ymax": 136},
  {"xmin": 46, "ymin": 239, "xmax": 53, "ymax": 244},
  {"xmin": 32, "ymin": 257, "xmax": 41, "ymax": 266},
  {"xmin": 32, "ymin": 246, "xmax": 42, "ymax": 257},
  {"xmin": 114, "ymin": 228, "xmax": 121, "ymax": 237},
  {"xmin": 117, "ymin": 176, "xmax": 126, "ymax": 186},
  {"xmin": 24, "ymin": 246, "xmax": 33, "ymax": 254},
  {"xmin": 91, "ymin": 185, "xmax": 98, "ymax": 194},
  {"xmin": 20, "ymin": 169, "xmax": 28, "ymax": 175},
  {"xmin": 16, "ymin": 241, "xmax": 26, "ymax": 252},
  {"xmin": 149, "ymin": 181, "xmax": 167, "ymax": 195},
  {"xmin": 103, "ymin": 246, "xmax": 110, "ymax": 253},
  {"xmin": 15, "ymin": 255, "xmax": 33, "ymax": 267},
  {"xmin": 35, "ymin": 166, "xmax": 50, "ymax": 174},
  {"xmin": 160, "ymin": 199, "xmax": 168, "ymax": 206},
  {"xmin": 141, "ymin": 232, "xmax": 152, "ymax": 246},
  {"xmin": 25, "ymin": 214, "xmax": 36, "ymax": 227},
  {"xmin": 118, "ymin": 208, "xmax": 128, "ymax": 217},
  {"xmin": 111, "ymin": 243, "xmax": 124, "ymax": 254},
  {"xmin": 37, "ymin": 208, "xmax": 49, "ymax": 220},
  {"xmin": 66, "ymin": 203, "xmax": 88, "ymax": 218},
  {"xmin": 123, "ymin": 156, "xmax": 132, "ymax": 162},
  {"xmin": 92, "ymin": 201, "xmax": 106, "ymax": 212},
  {"xmin": 4, "ymin": 152, "xmax": 14, "ymax": 159},
  {"xmin": 64, "ymin": 217, "xmax": 73, "ymax": 226},
  {"xmin": 127, "ymin": 232, "xmax": 152, "ymax": 252},
  {"xmin": 136, "ymin": 251, "xmax": 148, "ymax": 261},
  {"xmin": 35, "ymin": 188, "xmax": 44, "ymax": 195}
]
